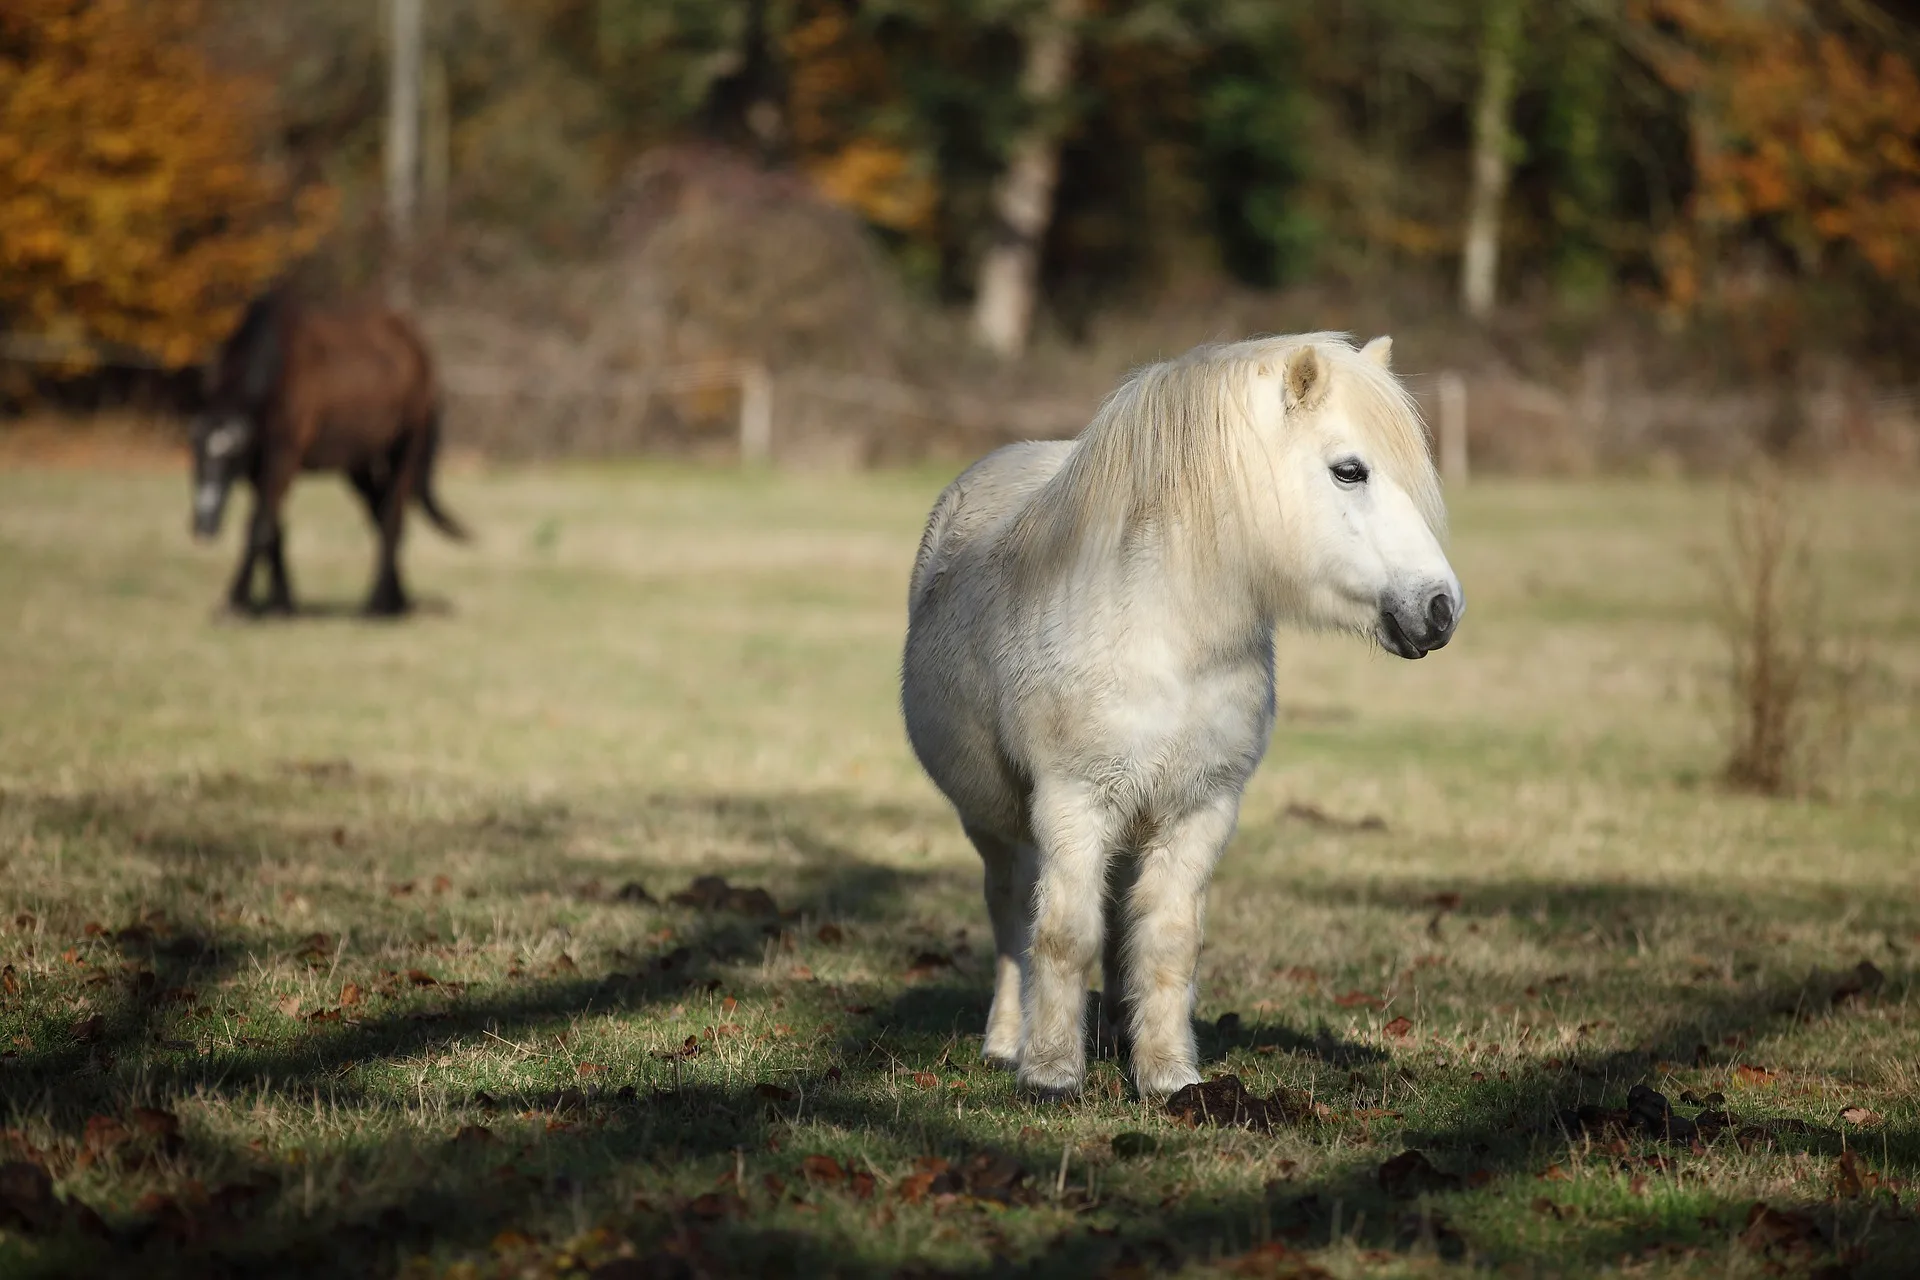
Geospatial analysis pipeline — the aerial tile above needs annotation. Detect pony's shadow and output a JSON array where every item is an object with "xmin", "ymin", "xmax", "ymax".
[{"xmin": 1201, "ymin": 1014, "xmax": 1388, "ymax": 1068}]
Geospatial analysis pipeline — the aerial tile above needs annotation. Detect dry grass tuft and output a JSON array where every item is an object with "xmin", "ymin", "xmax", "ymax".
[{"xmin": 1714, "ymin": 465, "xmax": 1862, "ymax": 796}]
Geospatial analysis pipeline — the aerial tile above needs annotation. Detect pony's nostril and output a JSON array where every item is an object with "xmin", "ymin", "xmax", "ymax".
[{"xmin": 1426, "ymin": 591, "xmax": 1454, "ymax": 637}]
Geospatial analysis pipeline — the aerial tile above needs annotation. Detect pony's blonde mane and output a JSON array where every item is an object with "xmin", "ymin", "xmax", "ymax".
[{"xmin": 1006, "ymin": 333, "xmax": 1443, "ymax": 581}]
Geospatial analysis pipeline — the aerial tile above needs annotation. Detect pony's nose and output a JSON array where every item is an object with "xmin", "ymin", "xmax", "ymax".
[{"xmin": 1424, "ymin": 590, "xmax": 1457, "ymax": 647}]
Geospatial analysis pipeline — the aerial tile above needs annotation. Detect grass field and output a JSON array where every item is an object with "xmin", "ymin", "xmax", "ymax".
[{"xmin": 0, "ymin": 458, "xmax": 1916, "ymax": 1279}]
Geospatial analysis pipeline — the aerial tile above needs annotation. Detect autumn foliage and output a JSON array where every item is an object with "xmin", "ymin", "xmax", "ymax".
[
  {"xmin": 1641, "ymin": 0, "xmax": 1920, "ymax": 307},
  {"xmin": 0, "ymin": 0, "xmax": 332, "ymax": 368}
]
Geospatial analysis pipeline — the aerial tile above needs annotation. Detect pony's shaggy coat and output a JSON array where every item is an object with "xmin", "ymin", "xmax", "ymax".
[{"xmin": 902, "ymin": 333, "xmax": 1460, "ymax": 1098}]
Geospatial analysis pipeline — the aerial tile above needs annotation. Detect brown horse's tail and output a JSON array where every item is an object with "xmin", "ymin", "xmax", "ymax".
[{"xmin": 415, "ymin": 407, "xmax": 470, "ymax": 542}]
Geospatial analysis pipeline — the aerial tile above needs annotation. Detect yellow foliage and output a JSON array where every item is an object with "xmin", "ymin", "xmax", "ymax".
[
  {"xmin": 0, "ymin": 0, "xmax": 333, "ymax": 368},
  {"xmin": 1638, "ymin": 0, "xmax": 1920, "ymax": 298},
  {"xmin": 784, "ymin": 7, "xmax": 935, "ymax": 235}
]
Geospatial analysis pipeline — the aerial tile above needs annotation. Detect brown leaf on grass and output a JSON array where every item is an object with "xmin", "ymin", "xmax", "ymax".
[
  {"xmin": 801, "ymin": 1155, "xmax": 845, "ymax": 1185},
  {"xmin": 405, "ymin": 969, "xmax": 441, "ymax": 987},
  {"xmin": 1333, "ymin": 991, "xmax": 1382, "ymax": 1008},
  {"xmin": 1628, "ymin": 1173, "xmax": 1649, "ymax": 1196},
  {"xmin": 1734, "ymin": 1064, "xmax": 1778, "ymax": 1086},
  {"xmin": 276, "ymin": 996, "xmax": 302, "ymax": 1019},
  {"xmin": 669, "ymin": 876, "xmax": 779, "ymax": 918},
  {"xmin": 816, "ymin": 923, "xmax": 844, "ymax": 945},
  {"xmin": 431, "ymin": 875, "xmax": 453, "ymax": 895},
  {"xmin": 912, "ymin": 1072, "xmax": 938, "ymax": 1089},
  {"xmin": 1165, "ymin": 1076, "xmax": 1301, "ymax": 1132},
  {"xmin": 12, "ymin": 914, "xmax": 36, "ymax": 931},
  {"xmin": 614, "ymin": 881, "xmax": 656, "ymax": 904},
  {"xmin": 292, "ymin": 933, "xmax": 332, "ymax": 962},
  {"xmin": 905, "ymin": 951, "xmax": 954, "ymax": 979},
  {"xmin": 131, "ymin": 1108, "xmax": 180, "ymax": 1142},
  {"xmin": 452, "ymin": 1125, "xmax": 493, "ymax": 1147},
  {"xmin": 896, "ymin": 1159, "xmax": 945, "ymax": 1205},
  {"xmin": 552, "ymin": 1088, "xmax": 587, "ymax": 1115},
  {"xmin": 1835, "ymin": 1150, "xmax": 1882, "ymax": 1199},
  {"xmin": 1383, "ymin": 1016, "xmax": 1414, "ymax": 1039},
  {"xmin": 388, "ymin": 882, "xmax": 415, "ymax": 898},
  {"xmin": 686, "ymin": 1191, "xmax": 744, "ymax": 1220},
  {"xmin": 83, "ymin": 1116, "xmax": 131, "ymax": 1156},
  {"xmin": 1740, "ymin": 1202, "xmax": 1825, "ymax": 1253},
  {"xmin": 849, "ymin": 1170, "xmax": 875, "ymax": 1200},
  {"xmin": 1537, "ymin": 1164, "xmax": 1572, "ymax": 1182},
  {"xmin": 1, "ymin": 966, "xmax": 16, "ymax": 996},
  {"xmin": 576, "ymin": 1063, "xmax": 605, "ymax": 1076},
  {"xmin": 755, "ymin": 1083, "xmax": 796, "ymax": 1103},
  {"xmin": 339, "ymin": 983, "xmax": 364, "ymax": 1008},
  {"xmin": 70, "ymin": 1014, "xmax": 104, "ymax": 1043},
  {"xmin": 1840, "ymin": 1105, "xmax": 1884, "ymax": 1127},
  {"xmin": 1378, "ymin": 1150, "xmax": 1461, "ymax": 1198}
]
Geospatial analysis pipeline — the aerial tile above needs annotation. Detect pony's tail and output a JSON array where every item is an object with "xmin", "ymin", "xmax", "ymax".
[{"xmin": 415, "ymin": 407, "xmax": 470, "ymax": 543}]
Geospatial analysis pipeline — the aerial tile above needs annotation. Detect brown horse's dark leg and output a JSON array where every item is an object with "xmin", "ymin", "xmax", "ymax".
[
  {"xmin": 364, "ymin": 438, "xmax": 418, "ymax": 616},
  {"xmin": 226, "ymin": 486, "xmax": 262, "ymax": 613},
  {"xmin": 247, "ymin": 450, "xmax": 300, "ymax": 615}
]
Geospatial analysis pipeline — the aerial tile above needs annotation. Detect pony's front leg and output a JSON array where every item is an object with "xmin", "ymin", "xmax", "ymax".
[
  {"xmin": 1121, "ymin": 793, "xmax": 1239, "ymax": 1099},
  {"xmin": 1019, "ymin": 781, "xmax": 1121, "ymax": 1098}
]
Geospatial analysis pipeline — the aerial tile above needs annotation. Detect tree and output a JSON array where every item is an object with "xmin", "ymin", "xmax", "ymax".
[
  {"xmin": 0, "ymin": 0, "xmax": 332, "ymax": 366},
  {"xmin": 1638, "ymin": 0, "xmax": 1920, "ymax": 307},
  {"xmin": 972, "ymin": 0, "xmax": 1083, "ymax": 357},
  {"xmin": 1460, "ymin": 0, "xmax": 1526, "ymax": 318}
]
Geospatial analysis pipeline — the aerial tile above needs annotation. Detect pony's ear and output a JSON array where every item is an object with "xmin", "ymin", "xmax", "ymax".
[
  {"xmin": 1283, "ymin": 345, "xmax": 1330, "ymax": 411},
  {"xmin": 1360, "ymin": 336, "xmax": 1393, "ymax": 369}
]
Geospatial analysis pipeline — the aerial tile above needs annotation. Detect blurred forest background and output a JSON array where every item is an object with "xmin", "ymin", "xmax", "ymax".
[{"xmin": 4, "ymin": 0, "xmax": 1920, "ymax": 471}]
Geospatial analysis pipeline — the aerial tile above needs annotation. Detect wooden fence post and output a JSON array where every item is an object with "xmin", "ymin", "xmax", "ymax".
[
  {"xmin": 1438, "ymin": 370, "xmax": 1469, "ymax": 487},
  {"xmin": 737, "ymin": 362, "xmax": 773, "ymax": 464}
]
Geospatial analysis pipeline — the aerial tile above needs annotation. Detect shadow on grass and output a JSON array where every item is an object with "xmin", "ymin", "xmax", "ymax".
[{"xmin": 2, "ymin": 781, "xmax": 1918, "ymax": 1277}]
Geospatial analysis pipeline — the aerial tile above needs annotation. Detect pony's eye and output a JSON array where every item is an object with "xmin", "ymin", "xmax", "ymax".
[{"xmin": 1330, "ymin": 460, "xmax": 1369, "ymax": 485}]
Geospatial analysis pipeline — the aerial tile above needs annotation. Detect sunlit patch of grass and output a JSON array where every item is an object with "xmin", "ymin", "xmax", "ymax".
[{"xmin": 0, "ymin": 466, "xmax": 1916, "ymax": 1277}]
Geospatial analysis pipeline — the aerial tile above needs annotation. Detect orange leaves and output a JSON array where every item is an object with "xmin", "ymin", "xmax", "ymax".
[
  {"xmin": 1636, "ymin": 0, "xmax": 1920, "ymax": 294},
  {"xmin": 0, "ymin": 0, "xmax": 333, "ymax": 367}
]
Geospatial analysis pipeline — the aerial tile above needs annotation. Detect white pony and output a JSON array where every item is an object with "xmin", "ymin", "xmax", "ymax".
[{"xmin": 901, "ymin": 333, "xmax": 1461, "ymax": 1100}]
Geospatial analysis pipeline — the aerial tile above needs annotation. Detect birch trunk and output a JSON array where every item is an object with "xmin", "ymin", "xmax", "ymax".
[
  {"xmin": 1460, "ymin": 0, "xmax": 1525, "ymax": 320},
  {"xmin": 385, "ymin": 0, "xmax": 423, "ymax": 306},
  {"xmin": 972, "ymin": 0, "xmax": 1083, "ymax": 358}
]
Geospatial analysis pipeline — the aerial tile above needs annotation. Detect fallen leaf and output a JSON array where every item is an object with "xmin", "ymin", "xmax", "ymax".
[
  {"xmin": 339, "ymin": 983, "xmax": 364, "ymax": 1008},
  {"xmin": 816, "ymin": 924, "xmax": 844, "ymax": 945},
  {"xmin": 452, "ymin": 1125, "xmax": 493, "ymax": 1146},
  {"xmin": 1835, "ymin": 1150, "xmax": 1882, "ymax": 1199},
  {"xmin": 905, "ymin": 951, "xmax": 954, "ymax": 979},
  {"xmin": 1839, "ymin": 1105, "xmax": 1884, "ymax": 1128},
  {"xmin": 1734, "ymin": 1065, "xmax": 1777, "ymax": 1086},
  {"xmin": 1379, "ymin": 1150, "xmax": 1461, "ymax": 1198},
  {"xmin": 1334, "ymin": 991, "xmax": 1383, "ymax": 1008},
  {"xmin": 70, "ymin": 1015, "xmax": 104, "ymax": 1043},
  {"xmin": 801, "ymin": 1154, "xmax": 845, "ymax": 1185},
  {"xmin": 1537, "ymin": 1164, "xmax": 1571, "ymax": 1182},
  {"xmin": 130, "ymin": 1108, "xmax": 180, "ymax": 1141},
  {"xmin": 1739, "ymin": 1202, "xmax": 1824, "ymax": 1253},
  {"xmin": 1383, "ymin": 1016, "xmax": 1414, "ymax": 1039},
  {"xmin": 669, "ymin": 876, "xmax": 778, "ymax": 917},
  {"xmin": 0, "ymin": 966, "xmax": 16, "ymax": 996},
  {"xmin": 912, "ymin": 1072, "xmax": 938, "ymax": 1089},
  {"xmin": 755, "ymin": 1083, "xmax": 796, "ymax": 1103}
]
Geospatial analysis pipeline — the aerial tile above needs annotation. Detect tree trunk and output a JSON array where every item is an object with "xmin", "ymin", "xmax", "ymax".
[
  {"xmin": 385, "ymin": 0, "xmax": 422, "ymax": 307},
  {"xmin": 1460, "ymin": 0, "xmax": 1525, "ymax": 320},
  {"xmin": 972, "ymin": 0, "xmax": 1083, "ymax": 358}
]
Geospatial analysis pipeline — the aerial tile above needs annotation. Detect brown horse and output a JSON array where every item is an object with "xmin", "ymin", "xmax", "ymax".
[{"xmin": 190, "ymin": 289, "xmax": 467, "ymax": 616}]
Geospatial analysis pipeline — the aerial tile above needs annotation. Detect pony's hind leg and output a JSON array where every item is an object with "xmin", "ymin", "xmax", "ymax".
[
  {"xmin": 262, "ymin": 516, "xmax": 294, "ymax": 613},
  {"xmin": 1120, "ymin": 795, "xmax": 1239, "ymax": 1099},
  {"xmin": 967, "ymin": 826, "xmax": 1032, "ymax": 1068},
  {"xmin": 1019, "ymin": 780, "xmax": 1122, "ymax": 1099}
]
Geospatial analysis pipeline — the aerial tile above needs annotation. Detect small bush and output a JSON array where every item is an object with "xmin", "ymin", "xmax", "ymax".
[{"xmin": 1714, "ymin": 466, "xmax": 1860, "ymax": 796}]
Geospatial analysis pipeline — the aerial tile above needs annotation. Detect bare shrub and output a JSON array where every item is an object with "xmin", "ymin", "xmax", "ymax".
[{"xmin": 1714, "ymin": 466, "xmax": 1861, "ymax": 795}]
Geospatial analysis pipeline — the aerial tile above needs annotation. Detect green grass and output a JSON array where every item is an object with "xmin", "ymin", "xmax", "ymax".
[{"xmin": 0, "ymin": 461, "xmax": 1916, "ymax": 1278}]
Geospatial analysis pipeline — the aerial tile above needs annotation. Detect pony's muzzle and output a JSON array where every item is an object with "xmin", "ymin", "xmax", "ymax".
[{"xmin": 1377, "ymin": 586, "xmax": 1461, "ymax": 659}]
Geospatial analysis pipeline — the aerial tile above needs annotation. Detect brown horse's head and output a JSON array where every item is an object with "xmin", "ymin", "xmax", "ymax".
[{"xmin": 189, "ymin": 412, "xmax": 255, "ymax": 539}]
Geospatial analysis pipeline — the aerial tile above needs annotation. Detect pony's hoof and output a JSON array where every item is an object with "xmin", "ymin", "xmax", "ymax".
[
  {"xmin": 1017, "ymin": 1061, "xmax": 1084, "ymax": 1101},
  {"xmin": 1130, "ymin": 1064, "xmax": 1201, "ymax": 1102}
]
